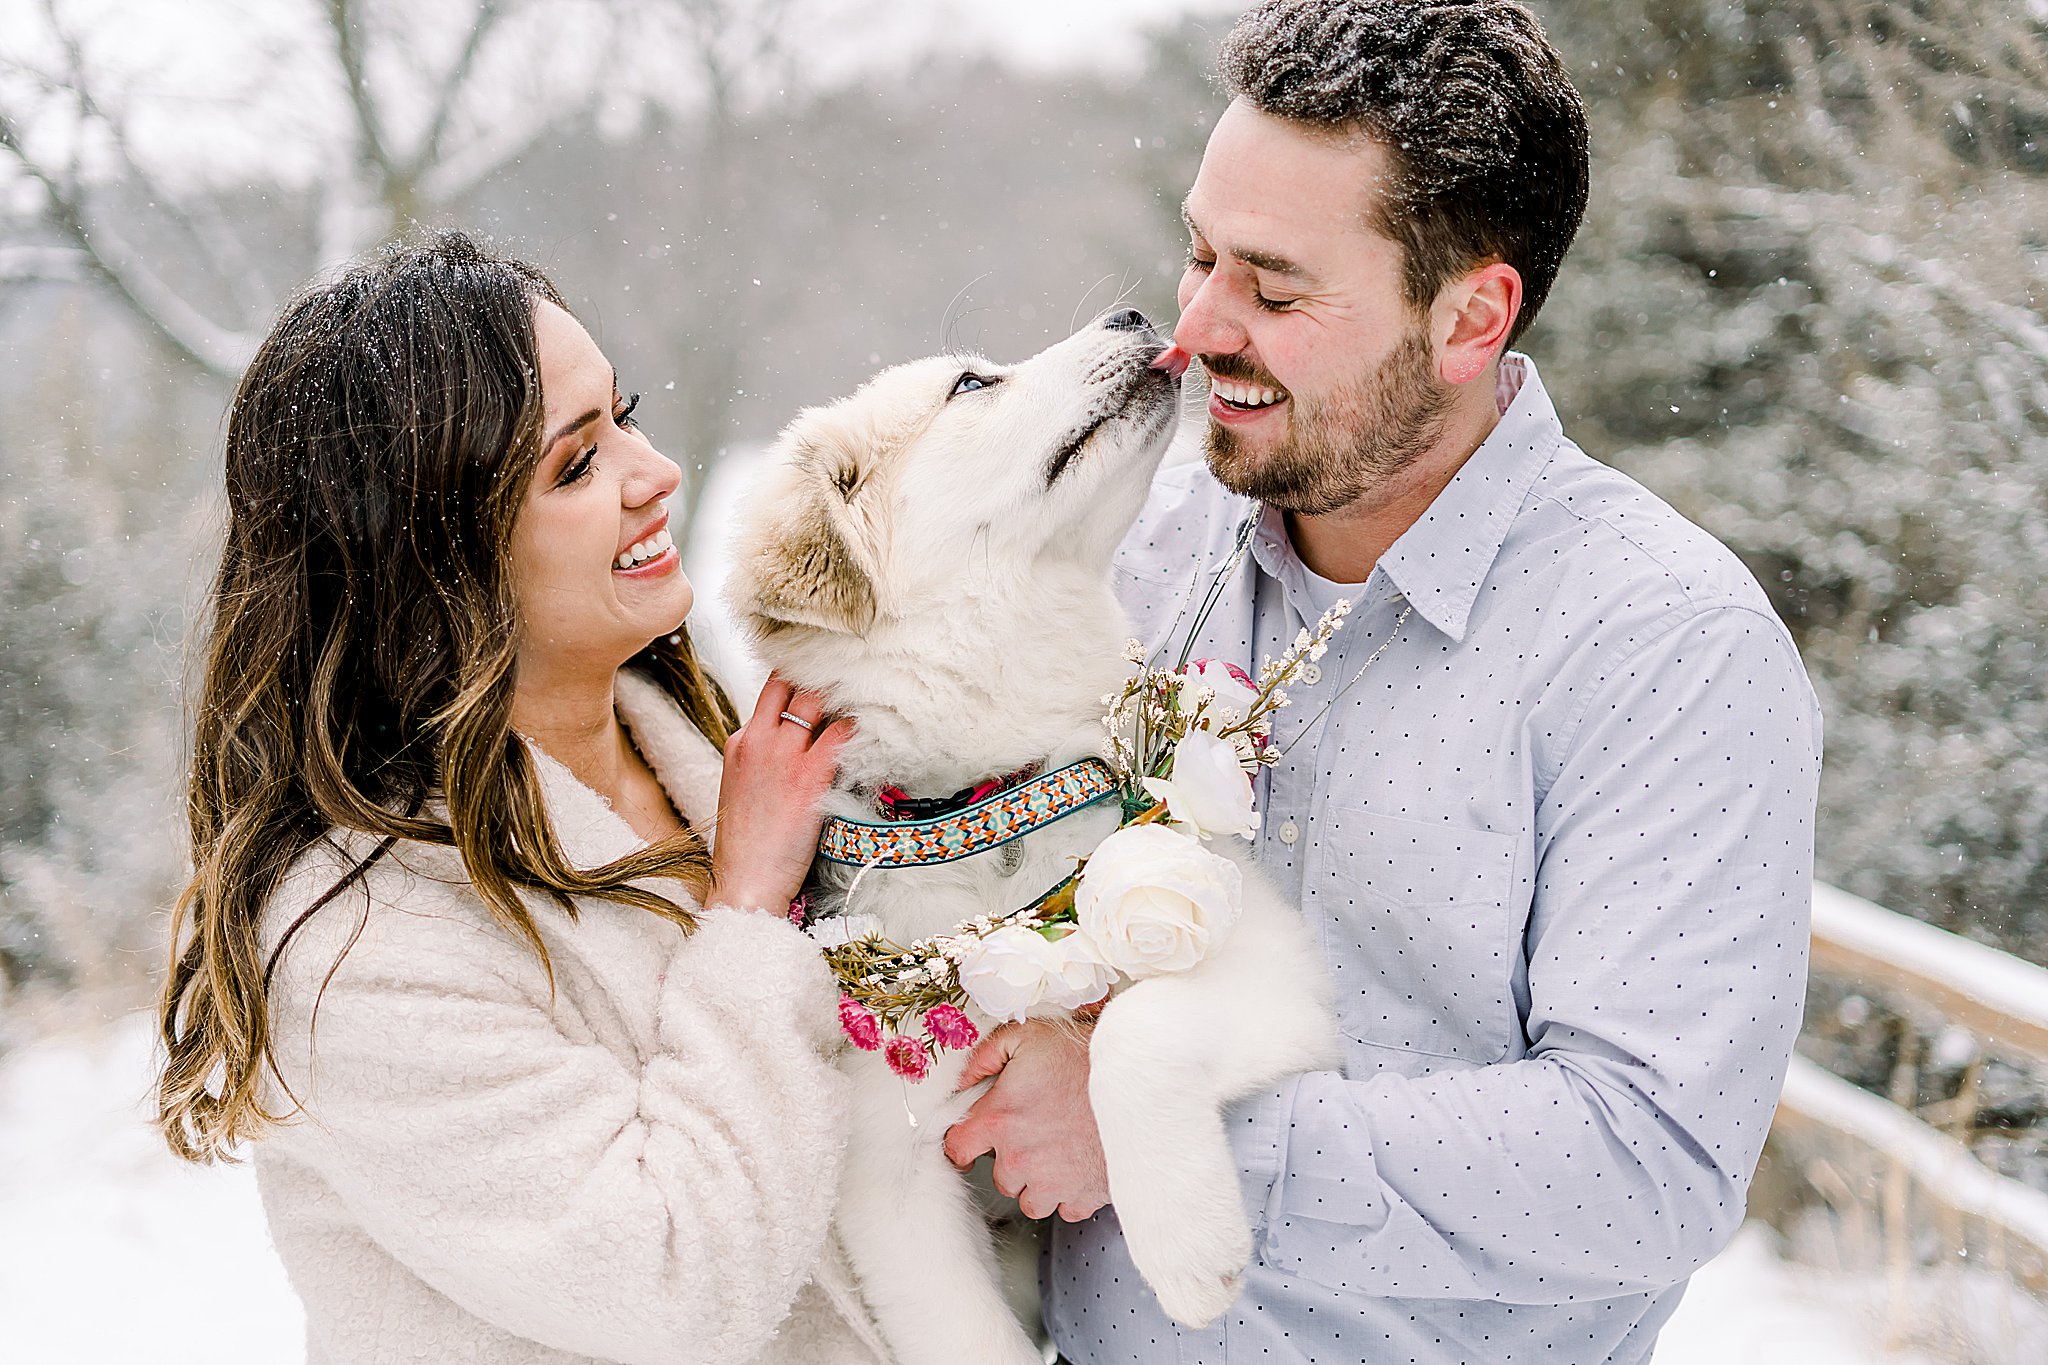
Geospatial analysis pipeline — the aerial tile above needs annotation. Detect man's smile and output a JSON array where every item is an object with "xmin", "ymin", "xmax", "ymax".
[{"xmin": 1208, "ymin": 383, "xmax": 1290, "ymax": 425}]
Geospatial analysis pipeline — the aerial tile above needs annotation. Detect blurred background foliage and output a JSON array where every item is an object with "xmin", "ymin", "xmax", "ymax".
[{"xmin": 0, "ymin": 0, "xmax": 2042, "ymax": 1043}]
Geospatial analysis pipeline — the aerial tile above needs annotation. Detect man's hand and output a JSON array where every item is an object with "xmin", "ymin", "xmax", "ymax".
[{"xmin": 942, "ymin": 1016, "xmax": 1109, "ymax": 1222}]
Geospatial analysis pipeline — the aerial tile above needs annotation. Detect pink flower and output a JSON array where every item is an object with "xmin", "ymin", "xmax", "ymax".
[
  {"xmin": 1183, "ymin": 658, "xmax": 1262, "ymax": 730},
  {"xmin": 923, "ymin": 1003, "xmax": 980, "ymax": 1051},
  {"xmin": 1192, "ymin": 657, "xmax": 1257, "ymax": 692},
  {"xmin": 787, "ymin": 892, "xmax": 810, "ymax": 926},
  {"xmin": 838, "ymin": 995, "xmax": 882, "ymax": 1051},
  {"xmin": 884, "ymin": 1035, "xmax": 931, "ymax": 1081}
]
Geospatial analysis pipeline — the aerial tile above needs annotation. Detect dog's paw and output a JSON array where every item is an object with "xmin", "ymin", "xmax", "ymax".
[
  {"xmin": 1114, "ymin": 1170, "xmax": 1255, "ymax": 1327},
  {"xmin": 1098, "ymin": 1102, "xmax": 1256, "ymax": 1328},
  {"xmin": 1145, "ymin": 1251, "xmax": 1249, "ymax": 1329}
]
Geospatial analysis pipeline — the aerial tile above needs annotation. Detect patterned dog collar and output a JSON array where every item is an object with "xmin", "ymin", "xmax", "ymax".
[{"xmin": 818, "ymin": 758, "xmax": 1120, "ymax": 868}]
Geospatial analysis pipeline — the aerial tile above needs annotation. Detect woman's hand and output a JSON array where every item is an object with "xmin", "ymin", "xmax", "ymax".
[{"xmin": 706, "ymin": 672, "xmax": 851, "ymax": 913}]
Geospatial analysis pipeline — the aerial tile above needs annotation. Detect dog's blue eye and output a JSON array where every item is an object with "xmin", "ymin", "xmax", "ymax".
[{"xmin": 949, "ymin": 372, "xmax": 992, "ymax": 399}]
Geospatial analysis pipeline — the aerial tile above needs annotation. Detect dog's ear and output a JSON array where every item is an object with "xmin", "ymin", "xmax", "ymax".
[{"xmin": 733, "ymin": 414, "xmax": 881, "ymax": 637}]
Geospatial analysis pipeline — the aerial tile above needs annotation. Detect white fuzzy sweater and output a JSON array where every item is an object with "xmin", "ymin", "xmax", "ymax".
[{"xmin": 252, "ymin": 671, "xmax": 891, "ymax": 1365}]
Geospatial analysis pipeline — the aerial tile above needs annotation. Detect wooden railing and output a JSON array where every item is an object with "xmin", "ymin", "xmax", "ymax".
[
  {"xmin": 1807, "ymin": 883, "xmax": 2048, "ymax": 1069},
  {"xmin": 1752, "ymin": 884, "xmax": 2048, "ymax": 1336}
]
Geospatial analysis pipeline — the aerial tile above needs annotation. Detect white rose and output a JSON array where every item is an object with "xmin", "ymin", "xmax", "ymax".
[
  {"xmin": 1040, "ymin": 929, "xmax": 1116, "ymax": 1009},
  {"xmin": 1182, "ymin": 658, "xmax": 1260, "ymax": 726},
  {"xmin": 1075, "ymin": 823, "xmax": 1242, "ymax": 978},
  {"xmin": 1142, "ymin": 730, "xmax": 1259, "ymax": 840},
  {"xmin": 956, "ymin": 925, "xmax": 1060, "ymax": 1022}
]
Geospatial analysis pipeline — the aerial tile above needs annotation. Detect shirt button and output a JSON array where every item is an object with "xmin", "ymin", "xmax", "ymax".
[
  {"xmin": 1278, "ymin": 820, "xmax": 1300, "ymax": 845},
  {"xmin": 1300, "ymin": 663, "xmax": 1323, "ymax": 685}
]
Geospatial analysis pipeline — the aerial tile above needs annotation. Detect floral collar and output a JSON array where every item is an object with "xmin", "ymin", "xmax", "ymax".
[{"xmin": 818, "ymin": 758, "xmax": 1120, "ymax": 868}]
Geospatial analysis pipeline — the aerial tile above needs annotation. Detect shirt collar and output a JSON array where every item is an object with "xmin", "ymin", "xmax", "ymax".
[{"xmin": 1252, "ymin": 352, "xmax": 1562, "ymax": 644}]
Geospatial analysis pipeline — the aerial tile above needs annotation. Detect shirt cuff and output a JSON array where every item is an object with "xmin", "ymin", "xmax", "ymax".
[
  {"xmin": 1227, "ymin": 1074, "xmax": 1301, "ymax": 1249},
  {"xmin": 1257, "ymin": 1069, "xmax": 1395, "ymax": 1269}
]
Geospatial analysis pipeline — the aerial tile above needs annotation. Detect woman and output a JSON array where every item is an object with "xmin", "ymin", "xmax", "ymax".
[{"xmin": 155, "ymin": 232, "xmax": 890, "ymax": 1364}]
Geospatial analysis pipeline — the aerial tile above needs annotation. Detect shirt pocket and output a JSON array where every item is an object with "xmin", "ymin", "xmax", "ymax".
[{"xmin": 1308, "ymin": 807, "xmax": 1519, "ymax": 1073}]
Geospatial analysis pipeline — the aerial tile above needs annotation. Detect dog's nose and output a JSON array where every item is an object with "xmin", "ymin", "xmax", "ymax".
[{"xmin": 1103, "ymin": 307, "xmax": 1151, "ymax": 332}]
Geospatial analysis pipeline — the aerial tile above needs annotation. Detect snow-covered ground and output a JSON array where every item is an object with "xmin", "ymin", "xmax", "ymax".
[
  {"xmin": 0, "ymin": 1012, "xmax": 1989, "ymax": 1365},
  {"xmin": 1649, "ymin": 1229, "xmax": 1936, "ymax": 1365},
  {"xmin": 0, "ymin": 1012, "xmax": 302, "ymax": 1364}
]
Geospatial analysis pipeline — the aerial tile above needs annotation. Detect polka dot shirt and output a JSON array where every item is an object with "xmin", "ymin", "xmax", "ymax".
[{"xmin": 1045, "ymin": 355, "xmax": 1823, "ymax": 1365}]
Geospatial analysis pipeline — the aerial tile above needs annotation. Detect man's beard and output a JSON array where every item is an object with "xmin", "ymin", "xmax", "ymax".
[{"xmin": 1204, "ymin": 325, "xmax": 1453, "ymax": 515}]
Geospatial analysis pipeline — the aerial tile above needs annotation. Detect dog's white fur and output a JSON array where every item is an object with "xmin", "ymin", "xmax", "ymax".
[{"xmin": 728, "ymin": 317, "xmax": 1338, "ymax": 1365}]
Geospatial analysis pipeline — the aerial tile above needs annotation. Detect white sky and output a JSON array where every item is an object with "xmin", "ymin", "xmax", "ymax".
[
  {"xmin": 0, "ymin": 0, "xmax": 1242, "ymax": 191},
  {"xmin": 939, "ymin": 0, "xmax": 1240, "ymax": 71},
  {"xmin": 0, "ymin": 0, "xmax": 1243, "ymax": 89}
]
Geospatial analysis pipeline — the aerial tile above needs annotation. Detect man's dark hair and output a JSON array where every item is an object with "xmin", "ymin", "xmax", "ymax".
[{"xmin": 1219, "ymin": 0, "xmax": 1589, "ymax": 345}]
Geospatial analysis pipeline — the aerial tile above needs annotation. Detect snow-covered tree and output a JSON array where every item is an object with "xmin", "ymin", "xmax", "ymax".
[{"xmin": 1536, "ymin": 0, "xmax": 2048, "ymax": 956}]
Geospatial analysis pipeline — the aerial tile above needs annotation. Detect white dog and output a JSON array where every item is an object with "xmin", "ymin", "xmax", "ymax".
[{"xmin": 728, "ymin": 311, "xmax": 1338, "ymax": 1365}]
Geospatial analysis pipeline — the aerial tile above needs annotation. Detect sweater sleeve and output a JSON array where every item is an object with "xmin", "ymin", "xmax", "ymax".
[{"xmin": 263, "ymin": 878, "xmax": 849, "ymax": 1365}]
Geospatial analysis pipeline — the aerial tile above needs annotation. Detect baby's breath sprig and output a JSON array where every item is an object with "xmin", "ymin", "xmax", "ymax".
[
  {"xmin": 1244, "ymin": 596, "xmax": 1352, "ymax": 723},
  {"xmin": 822, "ymin": 932, "xmax": 965, "ymax": 1036},
  {"xmin": 1103, "ymin": 596, "xmax": 1353, "ymax": 791}
]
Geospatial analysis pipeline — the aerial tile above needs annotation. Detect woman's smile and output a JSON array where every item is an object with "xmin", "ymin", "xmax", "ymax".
[
  {"xmin": 615, "ymin": 518, "xmax": 679, "ymax": 575},
  {"xmin": 614, "ymin": 541, "xmax": 679, "ymax": 578}
]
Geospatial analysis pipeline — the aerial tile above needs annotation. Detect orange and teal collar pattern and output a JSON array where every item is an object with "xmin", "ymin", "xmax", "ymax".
[{"xmin": 818, "ymin": 758, "xmax": 1120, "ymax": 868}]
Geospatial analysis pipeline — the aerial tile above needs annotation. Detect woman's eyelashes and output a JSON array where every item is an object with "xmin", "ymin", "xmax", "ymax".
[
  {"xmin": 557, "ymin": 393, "xmax": 644, "ymax": 487},
  {"xmin": 560, "ymin": 447, "xmax": 597, "ymax": 486}
]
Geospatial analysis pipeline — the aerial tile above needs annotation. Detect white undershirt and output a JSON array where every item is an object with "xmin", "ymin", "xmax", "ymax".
[{"xmin": 1297, "ymin": 557, "xmax": 1365, "ymax": 621}]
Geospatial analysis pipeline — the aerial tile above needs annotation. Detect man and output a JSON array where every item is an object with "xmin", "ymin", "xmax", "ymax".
[{"xmin": 942, "ymin": 2, "xmax": 1823, "ymax": 1362}]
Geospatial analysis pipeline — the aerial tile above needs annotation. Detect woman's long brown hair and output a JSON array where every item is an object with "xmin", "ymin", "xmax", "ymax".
[{"xmin": 157, "ymin": 231, "xmax": 740, "ymax": 1164}]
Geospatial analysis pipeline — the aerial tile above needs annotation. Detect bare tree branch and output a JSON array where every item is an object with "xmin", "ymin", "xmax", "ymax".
[
  {"xmin": 328, "ymin": 0, "xmax": 413, "ymax": 224},
  {"xmin": 409, "ymin": 0, "xmax": 509, "ymax": 180},
  {"xmin": 0, "ymin": 0, "xmax": 822, "ymax": 401},
  {"xmin": 0, "ymin": 110, "xmax": 250, "ymax": 376},
  {"xmin": 39, "ymin": 15, "xmax": 273, "ymax": 321},
  {"xmin": 422, "ymin": 110, "xmax": 564, "ymax": 204}
]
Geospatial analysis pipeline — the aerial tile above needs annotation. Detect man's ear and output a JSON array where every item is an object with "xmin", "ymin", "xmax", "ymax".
[
  {"xmin": 1434, "ymin": 262, "xmax": 1523, "ymax": 386},
  {"xmin": 731, "ymin": 414, "xmax": 881, "ymax": 637}
]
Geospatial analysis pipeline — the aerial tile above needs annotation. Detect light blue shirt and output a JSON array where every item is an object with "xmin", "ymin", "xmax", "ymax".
[{"xmin": 1046, "ymin": 356, "xmax": 1822, "ymax": 1365}]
